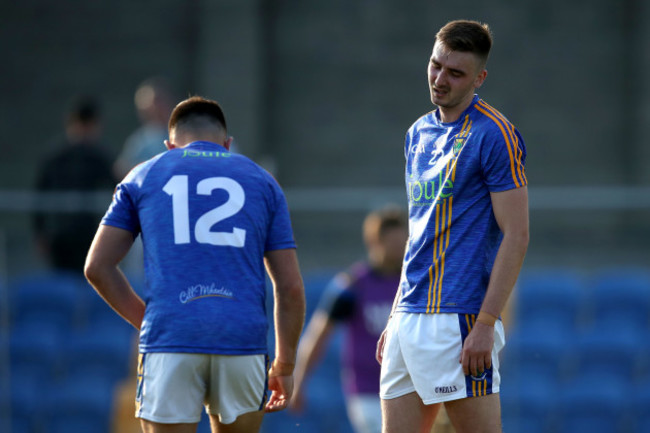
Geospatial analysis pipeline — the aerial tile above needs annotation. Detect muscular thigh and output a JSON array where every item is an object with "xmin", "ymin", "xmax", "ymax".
[
  {"xmin": 209, "ymin": 411, "xmax": 263, "ymax": 433},
  {"xmin": 444, "ymin": 393, "xmax": 501, "ymax": 433},
  {"xmin": 381, "ymin": 392, "xmax": 440, "ymax": 433}
]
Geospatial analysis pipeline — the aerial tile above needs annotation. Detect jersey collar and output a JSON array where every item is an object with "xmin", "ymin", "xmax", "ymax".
[
  {"xmin": 186, "ymin": 141, "xmax": 229, "ymax": 152},
  {"xmin": 433, "ymin": 94, "xmax": 480, "ymax": 126}
]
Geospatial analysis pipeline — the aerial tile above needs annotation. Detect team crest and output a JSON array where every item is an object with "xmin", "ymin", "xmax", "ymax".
[
  {"xmin": 452, "ymin": 137, "xmax": 465, "ymax": 156},
  {"xmin": 452, "ymin": 132, "xmax": 471, "ymax": 156}
]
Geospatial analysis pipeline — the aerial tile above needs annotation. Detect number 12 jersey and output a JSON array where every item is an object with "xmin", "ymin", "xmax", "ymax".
[{"xmin": 102, "ymin": 141, "xmax": 296, "ymax": 355}]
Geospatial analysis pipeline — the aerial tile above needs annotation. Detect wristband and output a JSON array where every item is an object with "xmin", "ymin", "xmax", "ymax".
[
  {"xmin": 269, "ymin": 360, "xmax": 295, "ymax": 377},
  {"xmin": 477, "ymin": 311, "xmax": 497, "ymax": 327}
]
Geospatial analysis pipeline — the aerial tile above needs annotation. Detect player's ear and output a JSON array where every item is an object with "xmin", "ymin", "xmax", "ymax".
[
  {"xmin": 474, "ymin": 69, "xmax": 488, "ymax": 89},
  {"xmin": 223, "ymin": 136, "xmax": 233, "ymax": 151},
  {"xmin": 164, "ymin": 140, "xmax": 176, "ymax": 150}
]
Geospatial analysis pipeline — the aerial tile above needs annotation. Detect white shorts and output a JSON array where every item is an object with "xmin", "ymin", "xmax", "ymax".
[
  {"xmin": 379, "ymin": 312, "xmax": 505, "ymax": 405},
  {"xmin": 136, "ymin": 352, "xmax": 267, "ymax": 424}
]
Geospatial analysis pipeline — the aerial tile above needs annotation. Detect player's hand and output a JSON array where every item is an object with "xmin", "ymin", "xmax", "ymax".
[
  {"xmin": 376, "ymin": 328, "xmax": 388, "ymax": 365},
  {"xmin": 460, "ymin": 321, "xmax": 494, "ymax": 377},
  {"xmin": 265, "ymin": 374, "xmax": 294, "ymax": 413}
]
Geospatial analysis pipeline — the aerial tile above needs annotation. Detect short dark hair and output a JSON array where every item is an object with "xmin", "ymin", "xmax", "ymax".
[
  {"xmin": 435, "ymin": 20, "xmax": 493, "ymax": 65},
  {"xmin": 363, "ymin": 205, "xmax": 408, "ymax": 244},
  {"xmin": 168, "ymin": 96, "xmax": 227, "ymax": 135}
]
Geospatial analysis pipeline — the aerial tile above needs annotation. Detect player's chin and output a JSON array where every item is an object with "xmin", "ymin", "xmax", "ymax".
[{"xmin": 430, "ymin": 93, "xmax": 446, "ymax": 107}]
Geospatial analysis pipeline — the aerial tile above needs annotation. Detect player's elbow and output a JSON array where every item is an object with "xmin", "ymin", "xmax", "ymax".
[{"xmin": 83, "ymin": 255, "xmax": 104, "ymax": 287}]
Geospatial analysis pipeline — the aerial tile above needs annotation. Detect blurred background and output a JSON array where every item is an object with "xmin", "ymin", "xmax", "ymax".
[{"xmin": 1, "ymin": 0, "xmax": 649, "ymax": 432}]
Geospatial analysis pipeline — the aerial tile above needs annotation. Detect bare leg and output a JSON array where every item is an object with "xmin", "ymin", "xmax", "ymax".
[
  {"xmin": 140, "ymin": 420, "xmax": 197, "ymax": 433},
  {"xmin": 431, "ymin": 405, "xmax": 455, "ymax": 433},
  {"xmin": 381, "ymin": 392, "xmax": 441, "ymax": 433},
  {"xmin": 444, "ymin": 393, "xmax": 501, "ymax": 433},
  {"xmin": 209, "ymin": 411, "xmax": 264, "ymax": 433}
]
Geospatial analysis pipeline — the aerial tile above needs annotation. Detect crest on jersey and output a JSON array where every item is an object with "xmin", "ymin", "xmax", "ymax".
[{"xmin": 452, "ymin": 133, "xmax": 471, "ymax": 156}]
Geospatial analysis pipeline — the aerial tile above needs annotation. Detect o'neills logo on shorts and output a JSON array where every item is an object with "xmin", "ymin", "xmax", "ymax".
[{"xmin": 435, "ymin": 386, "xmax": 458, "ymax": 394}]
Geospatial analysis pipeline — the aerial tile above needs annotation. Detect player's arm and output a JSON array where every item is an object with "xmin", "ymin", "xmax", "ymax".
[
  {"xmin": 290, "ymin": 310, "xmax": 336, "ymax": 412},
  {"xmin": 375, "ymin": 286, "xmax": 402, "ymax": 365},
  {"xmin": 460, "ymin": 186, "xmax": 529, "ymax": 376},
  {"xmin": 291, "ymin": 274, "xmax": 355, "ymax": 411},
  {"xmin": 264, "ymin": 248, "xmax": 306, "ymax": 412},
  {"xmin": 84, "ymin": 225, "xmax": 145, "ymax": 330}
]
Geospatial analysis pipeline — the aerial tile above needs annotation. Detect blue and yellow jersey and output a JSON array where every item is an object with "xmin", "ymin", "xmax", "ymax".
[
  {"xmin": 102, "ymin": 141, "xmax": 296, "ymax": 355},
  {"xmin": 397, "ymin": 95, "xmax": 527, "ymax": 315}
]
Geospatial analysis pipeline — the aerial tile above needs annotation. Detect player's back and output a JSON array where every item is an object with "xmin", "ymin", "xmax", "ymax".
[{"xmin": 107, "ymin": 140, "xmax": 295, "ymax": 355}]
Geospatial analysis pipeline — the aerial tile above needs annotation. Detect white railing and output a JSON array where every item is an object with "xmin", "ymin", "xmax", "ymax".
[{"xmin": 1, "ymin": 186, "xmax": 650, "ymax": 212}]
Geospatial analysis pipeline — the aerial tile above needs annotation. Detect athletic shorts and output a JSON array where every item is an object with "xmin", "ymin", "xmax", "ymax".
[
  {"xmin": 135, "ymin": 352, "xmax": 268, "ymax": 424},
  {"xmin": 379, "ymin": 312, "xmax": 505, "ymax": 405}
]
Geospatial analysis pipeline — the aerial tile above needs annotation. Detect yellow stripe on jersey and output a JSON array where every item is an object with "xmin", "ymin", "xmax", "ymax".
[
  {"xmin": 475, "ymin": 101, "xmax": 522, "ymax": 188},
  {"xmin": 435, "ymin": 160, "xmax": 451, "ymax": 312},
  {"xmin": 490, "ymin": 104, "xmax": 526, "ymax": 185},
  {"xmin": 477, "ymin": 101, "xmax": 517, "ymax": 158},
  {"xmin": 438, "ymin": 194, "xmax": 453, "ymax": 313},
  {"xmin": 477, "ymin": 100, "xmax": 527, "ymax": 186},
  {"xmin": 460, "ymin": 114, "xmax": 471, "ymax": 138},
  {"xmin": 476, "ymin": 100, "xmax": 527, "ymax": 186},
  {"xmin": 451, "ymin": 114, "xmax": 466, "ymax": 181},
  {"xmin": 427, "ymin": 203, "xmax": 442, "ymax": 313},
  {"xmin": 474, "ymin": 102, "xmax": 520, "ymax": 187},
  {"xmin": 426, "ymin": 116, "xmax": 473, "ymax": 313},
  {"xmin": 459, "ymin": 114, "xmax": 470, "ymax": 137},
  {"xmin": 465, "ymin": 314, "xmax": 487, "ymax": 397},
  {"xmin": 428, "ymin": 163, "xmax": 450, "ymax": 313},
  {"xmin": 427, "ymin": 265, "xmax": 434, "ymax": 313},
  {"xmin": 436, "ymin": 180, "xmax": 447, "ymax": 313}
]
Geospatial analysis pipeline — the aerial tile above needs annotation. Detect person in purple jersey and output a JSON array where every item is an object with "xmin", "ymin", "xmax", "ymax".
[
  {"xmin": 84, "ymin": 96, "xmax": 305, "ymax": 433},
  {"xmin": 376, "ymin": 21, "xmax": 529, "ymax": 433},
  {"xmin": 290, "ymin": 207, "xmax": 407, "ymax": 433}
]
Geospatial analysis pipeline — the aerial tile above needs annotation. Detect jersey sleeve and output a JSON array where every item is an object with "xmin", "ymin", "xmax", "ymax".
[
  {"xmin": 481, "ymin": 126, "xmax": 527, "ymax": 192},
  {"xmin": 264, "ymin": 176, "xmax": 296, "ymax": 251},
  {"xmin": 317, "ymin": 272, "xmax": 357, "ymax": 322},
  {"xmin": 101, "ymin": 182, "xmax": 141, "ymax": 235}
]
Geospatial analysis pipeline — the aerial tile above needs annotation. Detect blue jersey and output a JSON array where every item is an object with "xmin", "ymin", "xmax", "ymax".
[
  {"xmin": 397, "ymin": 95, "xmax": 527, "ymax": 315},
  {"xmin": 102, "ymin": 141, "xmax": 296, "ymax": 355}
]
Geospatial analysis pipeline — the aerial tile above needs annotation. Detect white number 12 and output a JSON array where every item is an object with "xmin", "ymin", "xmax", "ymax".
[{"xmin": 163, "ymin": 175, "xmax": 246, "ymax": 247}]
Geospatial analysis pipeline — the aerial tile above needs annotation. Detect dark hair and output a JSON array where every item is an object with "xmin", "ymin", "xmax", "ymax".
[
  {"xmin": 363, "ymin": 205, "xmax": 408, "ymax": 243},
  {"xmin": 66, "ymin": 95, "xmax": 101, "ymax": 124},
  {"xmin": 168, "ymin": 96, "xmax": 227, "ymax": 134},
  {"xmin": 435, "ymin": 20, "xmax": 492, "ymax": 65}
]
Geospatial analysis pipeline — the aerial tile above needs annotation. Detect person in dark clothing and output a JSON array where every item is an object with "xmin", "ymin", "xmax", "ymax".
[{"xmin": 34, "ymin": 96, "xmax": 117, "ymax": 271}]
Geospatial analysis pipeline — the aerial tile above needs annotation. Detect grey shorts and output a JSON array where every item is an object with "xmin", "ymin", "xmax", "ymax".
[{"xmin": 136, "ymin": 352, "xmax": 267, "ymax": 424}]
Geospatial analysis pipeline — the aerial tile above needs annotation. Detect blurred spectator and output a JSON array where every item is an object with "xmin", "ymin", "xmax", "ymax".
[
  {"xmin": 290, "ymin": 206, "xmax": 407, "ymax": 433},
  {"xmin": 113, "ymin": 76, "xmax": 175, "ymax": 178},
  {"xmin": 33, "ymin": 95, "xmax": 117, "ymax": 271}
]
